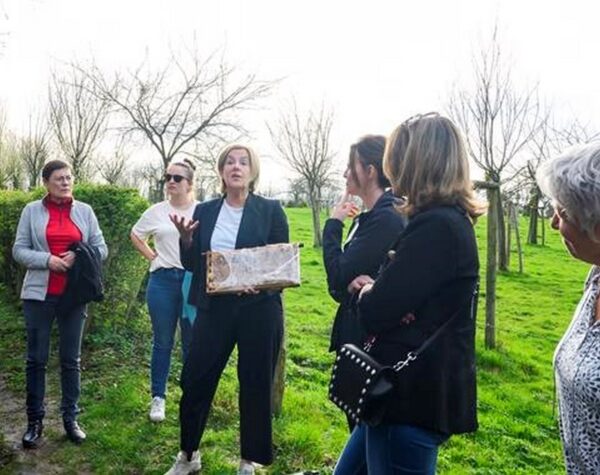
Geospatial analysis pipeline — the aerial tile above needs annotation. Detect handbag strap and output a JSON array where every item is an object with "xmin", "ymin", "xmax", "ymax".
[{"xmin": 382, "ymin": 280, "xmax": 479, "ymax": 373}]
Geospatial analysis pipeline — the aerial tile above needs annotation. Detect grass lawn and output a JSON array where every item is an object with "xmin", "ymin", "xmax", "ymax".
[{"xmin": 0, "ymin": 208, "xmax": 589, "ymax": 474}]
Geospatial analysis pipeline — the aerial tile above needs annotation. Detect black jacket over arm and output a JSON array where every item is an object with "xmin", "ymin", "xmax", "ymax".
[
  {"xmin": 180, "ymin": 193, "xmax": 289, "ymax": 311},
  {"xmin": 358, "ymin": 205, "xmax": 479, "ymax": 435},
  {"xmin": 322, "ymin": 191, "xmax": 405, "ymax": 351}
]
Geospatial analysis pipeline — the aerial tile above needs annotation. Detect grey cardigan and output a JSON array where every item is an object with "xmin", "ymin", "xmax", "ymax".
[{"xmin": 12, "ymin": 198, "xmax": 108, "ymax": 301}]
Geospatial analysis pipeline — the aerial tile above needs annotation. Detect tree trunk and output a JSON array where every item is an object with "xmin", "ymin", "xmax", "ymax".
[
  {"xmin": 310, "ymin": 193, "xmax": 322, "ymax": 247},
  {"xmin": 527, "ymin": 187, "xmax": 540, "ymax": 245},
  {"xmin": 485, "ymin": 187, "xmax": 498, "ymax": 350},
  {"xmin": 506, "ymin": 202, "xmax": 512, "ymax": 269},
  {"xmin": 541, "ymin": 215, "xmax": 546, "ymax": 246},
  {"xmin": 497, "ymin": 189, "xmax": 508, "ymax": 271},
  {"xmin": 510, "ymin": 203, "xmax": 524, "ymax": 273},
  {"xmin": 272, "ymin": 295, "xmax": 286, "ymax": 416}
]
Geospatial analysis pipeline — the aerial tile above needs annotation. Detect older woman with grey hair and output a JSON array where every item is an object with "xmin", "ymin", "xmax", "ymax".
[{"xmin": 536, "ymin": 142, "xmax": 600, "ymax": 474}]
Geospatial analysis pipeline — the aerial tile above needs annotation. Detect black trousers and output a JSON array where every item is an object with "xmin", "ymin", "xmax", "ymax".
[
  {"xmin": 179, "ymin": 295, "xmax": 283, "ymax": 465},
  {"xmin": 23, "ymin": 296, "xmax": 86, "ymax": 422}
]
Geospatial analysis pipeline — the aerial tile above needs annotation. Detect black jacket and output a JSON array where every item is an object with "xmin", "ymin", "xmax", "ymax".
[
  {"xmin": 358, "ymin": 205, "xmax": 479, "ymax": 435},
  {"xmin": 180, "ymin": 194, "xmax": 289, "ymax": 311},
  {"xmin": 322, "ymin": 191, "xmax": 406, "ymax": 351},
  {"xmin": 59, "ymin": 241, "xmax": 104, "ymax": 313}
]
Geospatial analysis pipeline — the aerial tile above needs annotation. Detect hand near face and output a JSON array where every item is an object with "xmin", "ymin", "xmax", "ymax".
[
  {"xmin": 331, "ymin": 192, "xmax": 360, "ymax": 222},
  {"xmin": 169, "ymin": 214, "xmax": 199, "ymax": 247}
]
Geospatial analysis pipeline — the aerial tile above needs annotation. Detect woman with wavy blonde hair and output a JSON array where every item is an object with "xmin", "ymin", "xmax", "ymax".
[{"xmin": 335, "ymin": 113, "xmax": 485, "ymax": 475}]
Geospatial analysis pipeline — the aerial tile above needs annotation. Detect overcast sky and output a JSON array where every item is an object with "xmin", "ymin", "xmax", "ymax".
[{"xmin": 1, "ymin": 0, "xmax": 599, "ymax": 191}]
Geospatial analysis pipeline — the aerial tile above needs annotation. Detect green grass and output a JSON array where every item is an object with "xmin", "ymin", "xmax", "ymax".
[{"xmin": 0, "ymin": 209, "xmax": 588, "ymax": 474}]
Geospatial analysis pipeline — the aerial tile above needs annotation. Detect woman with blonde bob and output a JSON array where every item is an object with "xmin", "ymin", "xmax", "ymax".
[
  {"xmin": 165, "ymin": 144, "xmax": 288, "ymax": 475},
  {"xmin": 335, "ymin": 113, "xmax": 485, "ymax": 475}
]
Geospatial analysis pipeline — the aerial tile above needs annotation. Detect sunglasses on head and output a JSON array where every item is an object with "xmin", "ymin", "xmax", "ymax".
[{"xmin": 165, "ymin": 173, "xmax": 186, "ymax": 183}]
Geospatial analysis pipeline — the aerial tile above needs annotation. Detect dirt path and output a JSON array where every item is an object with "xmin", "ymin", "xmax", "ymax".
[{"xmin": 0, "ymin": 375, "xmax": 79, "ymax": 475}]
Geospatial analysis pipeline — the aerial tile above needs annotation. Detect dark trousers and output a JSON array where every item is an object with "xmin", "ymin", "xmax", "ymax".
[
  {"xmin": 23, "ymin": 296, "xmax": 86, "ymax": 422},
  {"xmin": 179, "ymin": 296, "xmax": 283, "ymax": 465}
]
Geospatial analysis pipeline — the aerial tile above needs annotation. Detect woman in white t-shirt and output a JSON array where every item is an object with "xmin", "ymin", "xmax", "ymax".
[{"xmin": 130, "ymin": 159, "xmax": 198, "ymax": 423}]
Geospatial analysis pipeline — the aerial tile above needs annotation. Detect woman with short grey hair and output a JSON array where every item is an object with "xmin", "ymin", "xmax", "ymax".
[{"xmin": 537, "ymin": 142, "xmax": 600, "ymax": 473}]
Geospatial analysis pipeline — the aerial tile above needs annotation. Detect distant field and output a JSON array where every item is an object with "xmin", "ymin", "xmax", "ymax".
[{"xmin": 0, "ymin": 208, "xmax": 588, "ymax": 474}]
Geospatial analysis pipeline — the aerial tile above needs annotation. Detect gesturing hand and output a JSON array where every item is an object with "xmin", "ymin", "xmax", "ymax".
[
  {"xmin": 169, "ymin": 214, "xmax": 199, "ymax": 247},
  {"xmin": 331, "ymin": 192, "xmax": 360, "ymax": 222}
]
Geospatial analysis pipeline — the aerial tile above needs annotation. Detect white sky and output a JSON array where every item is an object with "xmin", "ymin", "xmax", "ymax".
[{"xmin": 1, "ymin": 0, "xmax": 599, "ymax": 192}]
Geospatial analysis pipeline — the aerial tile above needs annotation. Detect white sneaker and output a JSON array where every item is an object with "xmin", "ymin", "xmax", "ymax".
[
  {"xmin": 149, "ymin": 396, "xmax": 166, "ymax": 422},
  {"xmin": 237, "ymin": 460, "xmax": 257, "ymax": 475},
  {"xmin": 164, "ymin": 451, "xmax": 201, "ymax": 475}
]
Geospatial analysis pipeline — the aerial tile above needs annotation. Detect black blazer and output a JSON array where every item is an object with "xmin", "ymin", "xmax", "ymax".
[
  {"xmin": 322, "ymin": 191, "xmax": 406, "ymax": 351},
  {"xmin": 358, "ymin": 204, "xmax": 479, "ymax": 435},
  {"xmin": 180, "ymin": 193, "xmax": 289, "ymax": 311}
]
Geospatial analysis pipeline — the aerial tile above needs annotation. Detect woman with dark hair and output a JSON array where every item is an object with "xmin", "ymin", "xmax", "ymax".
[
  {"xmin": 322, "ymin": 135, "xmax": 405, "ymax": 429},
  {"xmin": 13, "ymin": 159, "xmax": 107, "ymax": 448},
  {"xmin": 131, "ymin": 158, "xmax": 198, "ymax": 423},
  {"xmin": 334, "ymin": 114, "xmax": 485, "ymax": 474},
  {"xmin": 164, "ymin": 143, "xmax": 288, "ymax": 475}
]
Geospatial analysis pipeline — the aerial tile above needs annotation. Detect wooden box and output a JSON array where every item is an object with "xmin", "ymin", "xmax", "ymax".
[{"xmin": 206, "ymin": 243, "xmax": 301, "ymax": 294}]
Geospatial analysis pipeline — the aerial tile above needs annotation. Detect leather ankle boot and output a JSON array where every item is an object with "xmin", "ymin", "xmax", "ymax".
[
  {"xmin": 22, "ymin": 420, "xmax": 43, "ymax": 449},
  {"xmin": 64, "ymin": 419, "xmax": 86, "ymax": 444}
]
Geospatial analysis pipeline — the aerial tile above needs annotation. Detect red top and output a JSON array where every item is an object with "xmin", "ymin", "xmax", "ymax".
[{"xmin": 45, "ymin": 197, "xmax": 82, "ymax": 296}]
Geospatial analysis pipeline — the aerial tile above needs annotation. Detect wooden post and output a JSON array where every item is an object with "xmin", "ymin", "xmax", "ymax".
[{"xmin": 272, "ymin": 295, "xmax": 286, "ymax": 416}]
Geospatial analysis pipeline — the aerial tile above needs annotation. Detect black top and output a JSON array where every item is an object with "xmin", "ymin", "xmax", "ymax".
[
  {"xmin": 180, "ymin": 194, "xmax": 289, "ymax": 310},
  {"xmin": 358, "ymin": 204, "xmax": 479, "ymax": 435},
  {"xmin": 322, "ymin": 191, "xmax": 406, "ymax": 351}
]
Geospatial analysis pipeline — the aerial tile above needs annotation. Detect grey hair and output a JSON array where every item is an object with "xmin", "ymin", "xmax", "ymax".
[{"xmin": 536, "ymin": 141, "xmax": 600, "ymax": 239}]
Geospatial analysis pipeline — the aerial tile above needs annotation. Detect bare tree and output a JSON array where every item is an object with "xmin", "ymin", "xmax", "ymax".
[
  {"xmin": 522, "ymin": 116, "xmax": 599, "ymax": 245},
  {"xmin": 48, "ymin": 66, "xmax": 109, "ymax": 181},
  {"xmin": 448, "ymin": 26, "xmax": 540, "ymax": 349},
  {"xmin": 78, "ymin": 47, "xmax": 272, "ymax": 198},
  {"xmin": 96, "ymin": 137, "xmax": 131, "ymax": 186},
  {"xmin": 269, "ymin": 100, "xmax": 336, "ymax": 247},
  {"xmin": 20, "ymin": 111, "xmax": 51, "ymax": 189}
]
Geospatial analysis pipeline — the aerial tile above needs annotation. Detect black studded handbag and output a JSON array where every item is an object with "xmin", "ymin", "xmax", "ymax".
[{"xmin": 329, "ymin": 283, "xmax": 478, "ymax": 427}]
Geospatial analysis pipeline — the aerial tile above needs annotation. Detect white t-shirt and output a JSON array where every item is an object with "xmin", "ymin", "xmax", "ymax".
[
  {"xmin": 210, "ymin": 200, "xmax": 244, "ymax": 251},
  {"xmin": 132, "ymin": 200, "xmax": 198, "ymax": 272}
]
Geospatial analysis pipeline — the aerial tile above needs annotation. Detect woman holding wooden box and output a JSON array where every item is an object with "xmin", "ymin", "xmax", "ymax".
[{"xmin": 165, "ymin": 143, "xmax": 289, "ymax": 475}]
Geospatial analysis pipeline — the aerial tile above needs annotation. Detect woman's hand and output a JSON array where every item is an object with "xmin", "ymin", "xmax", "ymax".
[
  {"xmin": 331, "ymin": 192, "xmax": 360, "ymax": 222},
  {"xmin": 59, "ymin": 250, "xmax": 76, "ymax": 269},
  {"xmin": 48, "ymin": 255, "xmax": 70, "ymax": 273},
  {"xmin": 169, "ymin": 214, "xmax": 199, "ymax": 247},
  {"xmin": 347, "ymin": 274, "xmax": 374, "ymax": 294},
  {"xmin": 237, "ymin": 286, "xmax": 260, "ymax": 296}
]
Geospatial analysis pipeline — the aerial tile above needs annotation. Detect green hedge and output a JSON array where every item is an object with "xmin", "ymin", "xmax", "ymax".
[{"xmin": 0, "ymin": 185, "xmax": 150, "ymax": 334}]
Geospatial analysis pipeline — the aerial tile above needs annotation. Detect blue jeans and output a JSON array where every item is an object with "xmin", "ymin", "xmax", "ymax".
[
  {"xmin": 334, "ymin": 423, "xmax": 449, "ymax": 475},
  {"xmin": 23, "ymin": 296, "xmax": 86, "ymax": 422},
  {"xmin": 146, "ymin": 268, "xmax": 192, "ymax": 399}
]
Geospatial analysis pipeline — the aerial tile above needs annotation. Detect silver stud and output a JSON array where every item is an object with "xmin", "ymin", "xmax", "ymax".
[
  {"xmin": 371, "ymin": 369, "xmax": 376, "ymax": 375},
  {"xmin": 361, "ymin": 388, "xmax": 367, "ymax": 395},
  {"xmin": 359, "ymin": 398, "xmax": 364, "ymax": 404},
  {"xmin": 366, "ymin": 378, "xmax": 371, "ymax": 385},
  {"xmin": 336, "ymin": 355, "xmax": 341, "ymax": 361},
  {"xmin": 357, "ymin": 408, "xmax": 361, "ymax": 414},
  {"xmin": 366, "ymin": 366, "xmax": 371, "ymax": 372}
]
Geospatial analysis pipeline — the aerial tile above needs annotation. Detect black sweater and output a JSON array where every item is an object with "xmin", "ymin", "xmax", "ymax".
[
  {"xmin": 322, "ymin": 191, "xmax": 406, "ymax": 351},
  {"xmin": 358, "ymin": 204, "xmax": 479, "ymax": 435}
]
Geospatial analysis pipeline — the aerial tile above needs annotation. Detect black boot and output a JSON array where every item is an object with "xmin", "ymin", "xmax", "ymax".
[
  {"xmin": 63, "ymin": 419, "xmax": 86, "ymax": 444},
  {"xmin": 22, "ymin": 420, "xmax": 43, "ymax": 449}
]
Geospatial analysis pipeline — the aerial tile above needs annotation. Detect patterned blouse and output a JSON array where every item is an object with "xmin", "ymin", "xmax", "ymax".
[{"xmin": 554, "ymin": 265, "xmax": 600, "ymax": 474}]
